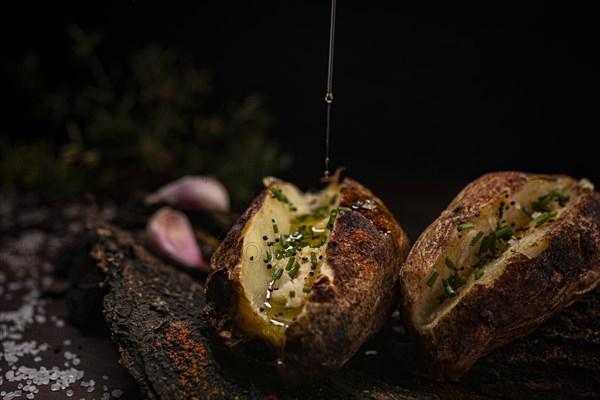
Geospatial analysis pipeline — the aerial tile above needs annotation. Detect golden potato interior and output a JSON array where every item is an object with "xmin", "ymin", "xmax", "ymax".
[
  {"xmin": 237, "ymin": 178, "xmax": 342, "ymax": 348},
  {"xmin": 416, "ymin": 176, "xmax": 594, "ymax": 329}
]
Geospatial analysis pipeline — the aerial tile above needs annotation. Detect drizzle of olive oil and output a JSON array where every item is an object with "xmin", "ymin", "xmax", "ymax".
[{"xmin": 323, "ymin": 0, "xmax": 337, "ymax": 179}]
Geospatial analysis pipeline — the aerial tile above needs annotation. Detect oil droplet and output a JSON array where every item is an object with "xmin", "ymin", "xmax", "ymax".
[{"xmin": 325, "ymin": 92, "xmax": 334, "ymax": 104}]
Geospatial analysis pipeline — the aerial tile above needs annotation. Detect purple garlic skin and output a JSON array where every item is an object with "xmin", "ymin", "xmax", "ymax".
[
  {"xmin": 144, "ymin": 175, "xmax": 230, "ymax": 213},
  {"xmin": 145, "ymin": 207, "xmax": 208, "ymax": 272}
]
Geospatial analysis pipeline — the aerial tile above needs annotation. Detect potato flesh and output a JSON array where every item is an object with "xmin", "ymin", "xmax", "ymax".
[
  {"xmin": 238, "ymin": 180, "xmax": 340, "ymax": 347},
  {"xmin": 419, "ymin": 177, "xmax": 587, "ymax": 328}
]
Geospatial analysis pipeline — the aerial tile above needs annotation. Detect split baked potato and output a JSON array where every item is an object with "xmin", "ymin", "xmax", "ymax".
[
  {"xmin": 205, "ymin": 177, "xmax": 410, "ymax": 385},
  {"xmin": 400, "ymin": 171, "xmax": 600, "ymax": 380}
]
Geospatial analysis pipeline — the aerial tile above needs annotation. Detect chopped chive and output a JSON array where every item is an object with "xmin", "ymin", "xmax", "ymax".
[
  {"xmin": 353, "ymin": 199, "xmax": 364, "ymax": 208},
  {"xmin": 494, "ymin": 226, "xmax": 513, "ymax": 240},
  {"xmin": 479, "ymin": 234, "xmax": 493, "ymax": 254},
  {"xmin": 273, "ymin": 267, "xmax": 283, "ymax": 280},
  {"xmin": 490, "ymin": 236, "xmax": 497, "ymax": 253},
  {"xmin": 535, "ymin": 211, "xmax": 558, "ymax": 227},
  {"xmin": 330, "ymin": 194, "xmax": 339, "ymax": 205},
  {"xmin": 269, "ymin": 187, "xmax": 289, "ymax": 203},
  {"xmin": 442, "ymin": 279, "xmax": 457, "ymax": 297},
  {"xmin": 289, "ymin": 291, "xmax": 296, "ymax": 298},
  {"xmin": 311, "ymin": 205, "xmax": 330, "ymax": 213},
  {"xmin": 457, "ymin": 223, "xmax": 474, "ymax": 231},
  {"xmin": 427, "ymin": 271, "xmax": 440, "ymax": 287},
  {"xmin": 310, "ymin": 251, "xmax": 318, "ymax": 267},
  {"xmin": 273, "ymin": 224, "xmax": 279, "ymax": 233},
  {"xmin": 474, "ymin": 270, "xmax": 484, "ymax": 280},
  {"xmin": 303, "ymin": 287, "xmax": 312, "ymax": 293},
  {"xmin": 327, "ymin": 209, "xmax": 339, "ymax": 229},
  {"xmin": 554, "ymin": 190, "xmax": 570, "ymax": 202},
  {"xmin": 475, "ymin": 256, "xmax": 486, "ymax": 269},
  {"xmin": 266, "ymin": 250, "xmax": 272, "ymax": 262},
  {"xmin": 337, "ymin": 206, "xmax": 352, "ymax": 212},
  {"xmin": 470, "ymin": 231, "xmax": 485, "ymax": 246},
  {"xmin": 522, "ymin": 206, "xmax": 533, "ymax": 218},
  {"xmin": 285, "ymin": 256, "xmax": 295, "ymax": 270},
  {"xmin": 275, "ymin": 249, "xmax": 283, "ymax": 259},
  {"xmin": 288, "ymin": 262, "xmax": 301, "ymax": 279},
  {"xmin": 445, "ymin": 256, "xmax": 455, "ymax": 270}
]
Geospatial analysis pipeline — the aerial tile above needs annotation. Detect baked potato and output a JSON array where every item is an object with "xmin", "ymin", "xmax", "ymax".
[
  {"xmin": 400, "ymin": 171, "xmax": 600, "ymax": 380},
  {"xmin": 205, "ymin": 176, "xmax": 410, "ymax": 385}
]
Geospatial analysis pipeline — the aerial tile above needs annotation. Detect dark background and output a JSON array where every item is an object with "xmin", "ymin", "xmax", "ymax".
[{"xmin": 2, "ymin": 1, "xmax": 598, "ymax": 238}]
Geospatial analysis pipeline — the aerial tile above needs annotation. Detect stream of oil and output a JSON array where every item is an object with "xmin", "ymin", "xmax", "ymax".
[{"xmin": 324, "ymin": 0, "xmax": 336, "ymax": 179}]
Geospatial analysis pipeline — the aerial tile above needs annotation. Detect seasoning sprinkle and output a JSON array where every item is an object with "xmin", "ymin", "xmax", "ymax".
[
  {"xmin": 289, "ymin": 291, "xmax": 296, "ymax": 298},
  {"xmin": 303, "ymin": 287, "xmax": 312, "ymax": 293},
  {"xmin": 474, "ymin": 270, "xmax": 484, "ymax": 280},
  {"xmin": 445, "ymin": 256, "xmax": 455, "ymax": 270},
  {"xmin": 273, "ymin": 224, "xmax": 279, "ymax": 233}
]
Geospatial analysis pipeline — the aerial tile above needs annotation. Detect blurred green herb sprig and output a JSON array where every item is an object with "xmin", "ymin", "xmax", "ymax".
[{"xmin": 1, "ymin": 24, "xmax": 292, "ymax": 208}]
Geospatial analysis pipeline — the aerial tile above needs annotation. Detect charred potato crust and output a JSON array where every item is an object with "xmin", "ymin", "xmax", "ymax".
[
  {"xmin": 205, "ymin": 178, "xmax": 410, "ymax": 385},
  {"xmin": 400, "ymin": 171, "xmax": 600, "ymax": 380}
]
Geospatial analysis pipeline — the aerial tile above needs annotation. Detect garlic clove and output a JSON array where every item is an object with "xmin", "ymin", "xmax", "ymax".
[
  {"xmin": 144, "ymin": 175, "xmax": 230, "ymax": 213},
  {"xmin": 145, "ymin": 207, "xmax": 208, "ymax": 272}
]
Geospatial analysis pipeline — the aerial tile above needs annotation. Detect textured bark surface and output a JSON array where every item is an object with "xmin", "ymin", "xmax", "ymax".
[
  {"xmin": 27, "ymin": 197, "xmax": 589, "ymax": 400},
  {"xmin": 83, "ymin": 220, "xmax": 435, "ymax": 400}
]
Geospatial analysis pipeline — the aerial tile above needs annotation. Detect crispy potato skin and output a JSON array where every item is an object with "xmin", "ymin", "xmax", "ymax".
[
  {"xmin": 400, "ymin": 171, "xmax": 600, "ymax": 380},
  {"xmin": 205, "ymin": 178, "xmax": 410, "ymax": 384}
]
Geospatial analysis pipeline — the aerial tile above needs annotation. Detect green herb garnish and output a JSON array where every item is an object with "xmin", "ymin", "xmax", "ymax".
[
  {"xmin": 494, "ymin": 226, "xmax": 513, "ymax": 240},
  {"xmin": 303, "ymin": 287, "xmax": 312, "ymax": 293},
  {"xmin": 273, "ymin": 224, "xmax": 279, "ymax": 233},
  {"xmin": 470, "ymin": 231, "xmax": 484, "ymax": 245},
  {"xmin": 289, "ymin": 291, "xmax": 296, "ymax": 298},
  {"xmin": 266, "ymin": 250, "xmax": 272, "ymax": 262},
  {"xmin": 457, "ymin": 223, "xmax": 474, "ymax": 231},
  {"xmin": 288, "ymin": 262, "xmax": 301, "ymax": 279},
  {"xmin": 337, "ymin": 206, "xmax": 352, "ymax": 212},
  {"xmin": 285, "ymin": 257, "xmax": 295, "ymax": 270},
  {"xmin": 522, "ymin": 206, "xmax": 533, "ymax": 218},
  {"xmin": 474, "ymin": 270, "xmax": 484, "ymax": 280},
  {"xmin": 269, "ymin": 187, "xmax": 289, "ymax": 203},
  {"xmin": 427, "ymin": 271, "xmax": 440, "ymax": 287},
  {"xmin": 273, "ymin": 267, "xmax": 284, "ymax": 280},
  {"xmin": 445, "ymin": 256, "xmax": 455, "ymax": 270},
  {"xmin": 310, "ymin": 251, "xmax": 318, "ymax": 268},
  {"xmin": 532, "ymin": 189, "xmax": 570, "ymax": 211},
  {"xmin": 330, "ymin": 194, "xmax": 338, "ymax": 205},
  {"xmin": 535, "ymin": 210, "xmax": 558, "ymax": 226}
]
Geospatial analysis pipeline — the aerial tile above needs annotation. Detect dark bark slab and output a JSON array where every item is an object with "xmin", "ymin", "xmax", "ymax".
[
  {"xmin": 83, "ymin": 220, "xmax": 436, "ymax": 400},
  {"xmin": 67, "ymin": 214, "xmax": 599, "ymax": 400}
]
